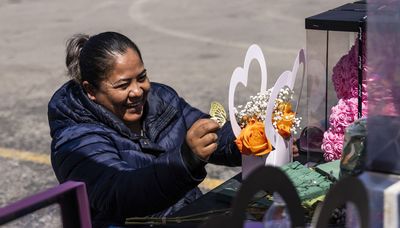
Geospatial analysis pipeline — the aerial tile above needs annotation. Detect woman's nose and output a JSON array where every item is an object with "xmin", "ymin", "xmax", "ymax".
[{"xmin": 128, "ymin": 83, "xmax": 143, "ymax": 97}]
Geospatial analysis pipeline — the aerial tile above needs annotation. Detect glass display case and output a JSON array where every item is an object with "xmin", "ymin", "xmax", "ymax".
[{"xmin": 301, "ymin": 2, "xmax": 367, "ymax": 162}]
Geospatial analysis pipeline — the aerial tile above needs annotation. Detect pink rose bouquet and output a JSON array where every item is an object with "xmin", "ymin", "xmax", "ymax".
[{"xmin": 322, "ymin": 42, "xmax": 368, "ymax": 161}]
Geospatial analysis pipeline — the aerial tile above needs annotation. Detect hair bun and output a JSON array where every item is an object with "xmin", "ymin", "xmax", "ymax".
[{"xmin": 65, "ymin": 34, "xmax": 90, "ymax": 82}]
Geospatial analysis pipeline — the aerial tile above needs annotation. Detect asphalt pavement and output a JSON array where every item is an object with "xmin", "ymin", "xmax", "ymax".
[{"xmin": 0, "ymin": 0, "xmax": 349, "ymax": 227}]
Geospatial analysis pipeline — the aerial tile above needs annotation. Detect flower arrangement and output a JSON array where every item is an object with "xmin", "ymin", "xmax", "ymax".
[
  {"xmin": 234, "ymin": 86, "xmax": 301, "ymax": 156},
  {"xmin": 322, "ymin": 43, "xmax": 368, "ymax": 161}
]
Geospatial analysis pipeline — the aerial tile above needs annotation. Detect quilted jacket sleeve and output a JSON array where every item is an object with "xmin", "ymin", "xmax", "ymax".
[
  {"xmin": 209, "ymin": 121, "xmax": 242, "ymax": 166},
  {"xmin": 177, "ymin": 96, "xmax": 241, "ymax": 168},
  {"xmin": 51, "ymin": 130, "xmax": 206, "ymax": 220}
]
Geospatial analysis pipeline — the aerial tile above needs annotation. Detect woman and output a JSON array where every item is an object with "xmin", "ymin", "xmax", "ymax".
[{"xmin": 48, "ymin": 31, "xmax": 241, "ymax": 227}]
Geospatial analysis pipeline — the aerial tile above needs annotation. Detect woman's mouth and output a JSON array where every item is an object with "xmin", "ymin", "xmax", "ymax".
[{"xmin": 126, "ymin": 100, "xmax": 144, "ymax": 111}]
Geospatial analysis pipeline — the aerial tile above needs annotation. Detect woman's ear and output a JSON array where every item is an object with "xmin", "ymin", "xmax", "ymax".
[{"xmin": 82, "ymin": 81, "xmax": 97, "ymax": 101}]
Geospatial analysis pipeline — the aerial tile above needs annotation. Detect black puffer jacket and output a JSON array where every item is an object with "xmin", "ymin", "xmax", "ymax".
[{"xmin": 48, "ymin": 80, "xmax": 241, "ymax": 227}]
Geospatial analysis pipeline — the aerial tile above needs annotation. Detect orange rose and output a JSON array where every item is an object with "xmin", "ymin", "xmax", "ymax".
[
  {"xmin": 273, "ymin": 102, "xmax": 295, "ymax": 139},
  {"xmin": 235, "ymin": 119, "xmax": 272, "ymax": 156}
]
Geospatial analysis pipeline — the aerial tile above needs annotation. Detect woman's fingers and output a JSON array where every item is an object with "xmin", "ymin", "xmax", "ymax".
[
  {"xmin": 201, "ymin": 142, "xmax": 218, "ymax": 156},
  {"xmin": 190, "ymin": 119, "xmax": 220, "ymax": 138},
  {"xmin": 186, "ymin": 119, "xmax": 220, "ymax": 160}
]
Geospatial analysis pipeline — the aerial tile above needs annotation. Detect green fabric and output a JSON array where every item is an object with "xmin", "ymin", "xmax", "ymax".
[
  {"xmin": 280, "ymin": 161, "xmax": 333, "ymax": 202},
  {"xmin": 315, "ymin": 160, "xmax": 341, "ymax": 181},
  {"xmin": 231, "ymin": 161, "xmax": 336, "ymax": 221}
]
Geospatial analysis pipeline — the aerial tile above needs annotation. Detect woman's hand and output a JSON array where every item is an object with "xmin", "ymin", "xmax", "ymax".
[{"xmin": 186, "ymin": 119, "xmax": 220, "ymax": 161}]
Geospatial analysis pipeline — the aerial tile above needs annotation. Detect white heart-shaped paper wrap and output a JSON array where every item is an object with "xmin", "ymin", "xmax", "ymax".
[
  {"xmin": 228, "ymin": 44, "xmax": 305, "ymax": 178},
  {"xmin": 229, "ymin": 44, "xmax": 268, "ymax": 137}
]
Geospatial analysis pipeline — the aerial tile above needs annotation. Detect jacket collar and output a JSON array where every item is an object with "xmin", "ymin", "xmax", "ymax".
[
  {"xmin": 52, "ymin": 81, "xmax": 178, "ymax": 142},
  {"xmin": 142, "ymin": 85, "xmax": 178, "ymax": 142},
  {"xmin": 74, "ymin": 81, "xmax": 140, "ymax": 140}
]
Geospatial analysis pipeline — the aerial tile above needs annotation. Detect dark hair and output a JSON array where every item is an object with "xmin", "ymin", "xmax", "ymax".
[{"xmin": 65, "ymin": 32, "xmax": 143, "ymax": 87}]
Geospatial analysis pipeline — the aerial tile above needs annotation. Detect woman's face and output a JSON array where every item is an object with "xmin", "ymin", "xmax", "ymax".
[{"xmin": 86, "ymin": 48, "xmax": 150, "ymax": 129}]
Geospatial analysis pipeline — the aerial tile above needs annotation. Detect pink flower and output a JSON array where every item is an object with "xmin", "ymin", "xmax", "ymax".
[
  {"xmin": 331, "ymin": 44, "xmax": 367, "ymax": 99},
  {"xmin": 333, "ymin": 125, "xmax": 345, "ymax": 135},
  {"xmin": 334, "ymin": 141, "xmax": 343, "ymax": 155},
  {"xmin": 321, "ymin": 139, "xmax": 334, "ymax": 154},
  {"xmin": 322, "ymin": 136, "xmax": 343, "ymax": 161},
  {"xmin": 349, "ymin": 82, "xmax": 368, "ymax": 101},
  {"xmin": 322, "ymin": 129, "xmax": 345, "ymax": 161},
  {"xmin": 322, "ymin": 97, "xmax": 368, "ymax": 161}
]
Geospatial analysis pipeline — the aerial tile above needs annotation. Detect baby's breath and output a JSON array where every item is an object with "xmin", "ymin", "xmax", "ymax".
[{"xmin": 234, "ymin": 86, "xmax": 301, "ymax": 135}]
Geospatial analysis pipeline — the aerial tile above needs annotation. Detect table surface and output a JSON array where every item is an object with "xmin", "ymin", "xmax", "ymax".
[
  {"xmin": 126, "ymin": 153, "xmax": 330, "ymax": 228},
  {"xmin": 166, "ymin": 173, "xmax": 243, "ymax": 227},
  {"xmin": 171, "ymin": 152, "xmax": 317, "ymax": 221},
  {"xmin": 123, "ymin": 174, "xmax": 243, "ymax": 227},
  {"xmin": 127, "ymin": 154, "xmax": 317, "ymax": 227}
]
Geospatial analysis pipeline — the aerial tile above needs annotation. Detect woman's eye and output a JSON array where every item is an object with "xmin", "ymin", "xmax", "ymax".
[
  {"xmin": 138, "ymin": 74, "xmax": 147, "ymax": 82},
  {"xmin": 115, "ymin": 83, "xmax": 130, "ymax": 89}
]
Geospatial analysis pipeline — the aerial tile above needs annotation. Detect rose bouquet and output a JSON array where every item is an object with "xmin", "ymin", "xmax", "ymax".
[
  {"xmin": 322, "ymin": 43, "xmax": 368, "ymax": 161},
  {"xmin": 234, "ymin": 86, "xmax": 301, "ymax": 157}
]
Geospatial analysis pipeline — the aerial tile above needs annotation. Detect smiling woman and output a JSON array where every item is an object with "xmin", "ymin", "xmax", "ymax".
[
  {"xmin": 66, "ymin": 32, "xmax": 149, "ymax": 134},
  {"xmin": 84, "ymin": 48, "xmax": 150, "ymax": 133},
  {"xmin": 47, "ymin": 31, "xmax": 241, "ymax": 227}
]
